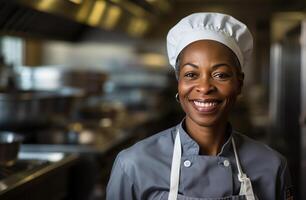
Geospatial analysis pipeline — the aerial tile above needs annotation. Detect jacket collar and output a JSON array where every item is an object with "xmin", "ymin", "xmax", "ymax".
[{"xmin": 174, "ymin": 119, "xmax": 234, "ymax": 157}]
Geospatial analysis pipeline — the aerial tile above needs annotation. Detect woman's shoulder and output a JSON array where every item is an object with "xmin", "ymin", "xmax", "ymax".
[
  {"xmin": 234, "ymin": 131, "xmax": 287, "ymax": 168},
  {"xmin": 125, "ymin": 126, "xmax": 175, "ymax": 154},
  {"xmin": 115, "ymin": 126, "xmax": 175, "ymax": 171}
]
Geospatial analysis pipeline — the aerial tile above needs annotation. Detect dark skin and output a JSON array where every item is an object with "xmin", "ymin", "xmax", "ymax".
[{"xmin": 177, "ymin": 40, "xmax": 244, "ymax": 155}]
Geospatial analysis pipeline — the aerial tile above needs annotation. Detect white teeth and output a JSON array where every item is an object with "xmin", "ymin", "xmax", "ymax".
[{"xmin": 194, "ymin": 101, "xmax": 218, "ymax": 107}]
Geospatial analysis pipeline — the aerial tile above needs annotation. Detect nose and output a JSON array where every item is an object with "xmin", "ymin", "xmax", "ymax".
[{"xmin": 195, "ymin": 76, "xmax": 216, "ymax": 94}]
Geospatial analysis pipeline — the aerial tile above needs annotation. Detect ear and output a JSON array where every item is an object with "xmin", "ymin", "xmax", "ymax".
[{"xmin": 237, "ymin": 72, "xmax": 244, "ymax": 95}]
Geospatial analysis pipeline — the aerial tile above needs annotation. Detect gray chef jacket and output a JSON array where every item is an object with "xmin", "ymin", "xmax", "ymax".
[{"xmin": 106, "ymin": 122, "xmax": 292, "ymax": 199}]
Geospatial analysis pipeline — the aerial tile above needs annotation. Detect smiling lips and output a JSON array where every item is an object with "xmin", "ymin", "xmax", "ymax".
[{"xmin": 192, "ymin": 99, "xmax": 221, "ymax": 113}]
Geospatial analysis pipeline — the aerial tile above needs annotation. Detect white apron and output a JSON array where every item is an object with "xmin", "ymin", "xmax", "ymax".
[{"xmin": 167, "ymin": 129, "xmax": 257, "ymax": 200}]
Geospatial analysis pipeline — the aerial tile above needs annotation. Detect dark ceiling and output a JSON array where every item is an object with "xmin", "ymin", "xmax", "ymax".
[
  {"xmin": 0, "ymin": 0, "xmax": 305, "ymax": 41},
  {"xmin": 146, "ymin": 0, "xmax": 306, "ymax": 38},
  {"xmin": 0, "ymin": 1, "xmax": 88, "ymax": 41}
]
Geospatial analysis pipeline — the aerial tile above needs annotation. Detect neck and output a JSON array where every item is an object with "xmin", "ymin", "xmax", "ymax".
[{"xmin": 184, "ymin": 118, "xmax": 229, "ymax": 156}]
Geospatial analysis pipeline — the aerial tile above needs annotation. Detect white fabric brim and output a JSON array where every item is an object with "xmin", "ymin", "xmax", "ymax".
[{"xmin": 173, "ymin": 29, "xmax": 243, "ymax": 68}]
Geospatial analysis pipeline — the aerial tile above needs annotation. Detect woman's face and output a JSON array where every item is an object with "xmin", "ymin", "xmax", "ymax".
[{"xmin": 178, "ymin": 40, "xmax": 244, "ymax": 128}]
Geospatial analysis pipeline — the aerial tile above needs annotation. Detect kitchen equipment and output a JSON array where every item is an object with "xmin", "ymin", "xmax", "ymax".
[
  {"xmin": 16, "ymin": 66, "xmax": 107, "ymax": 95},
  {"xmin": 270, "ymin": 22, "xmax": 306, "ymax": 199},
  {"xmin": 0, "ymin": 132, "xmax": 23, "ymax": 166},
  {"xmin": 0, "ymin": 87, "xmax": 85, "ymax": 130},
  {"xmin": 35, "ymin": 120, "xmax": 115, "ymax": 145},
  {"xmin": 79, "ymin": 100, "xmax": 126, "ymax": 125}
]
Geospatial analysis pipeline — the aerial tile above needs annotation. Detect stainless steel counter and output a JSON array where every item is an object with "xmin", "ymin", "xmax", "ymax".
[{"xmin": 0, "ymin": 152, "xmax": 79, "ymax": 199}]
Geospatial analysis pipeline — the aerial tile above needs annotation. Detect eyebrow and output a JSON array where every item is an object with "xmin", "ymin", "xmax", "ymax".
[
  {"xmin": 181, "ymin": 62, "xmax": 233, "ymax": 70},
  {"xmin": 181, "ymin": 62, "xmax": 199, "ymax": 69}
]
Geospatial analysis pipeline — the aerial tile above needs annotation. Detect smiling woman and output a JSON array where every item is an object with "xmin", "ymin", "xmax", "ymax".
[
  {"xmin": 106, "ymin": 13, "xmax": 293, "ymax": 200},
  {"xmin": 178, "ymin": 41, "xmax": 242, "ymax": 126},
  {"xmin": 177, "ymin": 40, "xmax": 244, "ymax": 155}
]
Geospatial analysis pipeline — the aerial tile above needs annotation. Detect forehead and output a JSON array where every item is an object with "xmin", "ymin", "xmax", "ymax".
[{"xmin": 179, "ymin": 40, "xmax": 239, "ymax": 64}]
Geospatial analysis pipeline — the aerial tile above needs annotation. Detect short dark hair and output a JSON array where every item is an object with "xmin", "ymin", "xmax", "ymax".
[{"xmin": 174, "ymin": 53, "xmax": 181, "ymax": 80}]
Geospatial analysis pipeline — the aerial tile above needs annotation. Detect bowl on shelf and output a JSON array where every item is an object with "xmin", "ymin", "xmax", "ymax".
[{"xmin": 0, "ymin": 132, "xmax": 23, "ymax": 166}]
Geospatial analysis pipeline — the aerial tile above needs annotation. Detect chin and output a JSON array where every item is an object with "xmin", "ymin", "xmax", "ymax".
[{"xmin": 186, "ymin": 114, "xmax": 228, "ymax": 128}]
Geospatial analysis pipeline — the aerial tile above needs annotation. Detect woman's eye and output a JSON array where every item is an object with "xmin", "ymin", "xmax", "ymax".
[
  {"xmin": 213, "ymin": 72, "xmax": 232, "ymax": 80},
  {"xmin": 184, "ymin": 72, "xmax": 197, "ymax": 78}
]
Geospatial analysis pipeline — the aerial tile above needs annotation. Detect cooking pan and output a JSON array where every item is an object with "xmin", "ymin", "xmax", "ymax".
[
  {"xmin": 0, "ymin": 132, "xmax": 23, "ymax": 166},
  {"xmin": 0, "ymin": 87, "xmax": 85, "ymax": 130}
]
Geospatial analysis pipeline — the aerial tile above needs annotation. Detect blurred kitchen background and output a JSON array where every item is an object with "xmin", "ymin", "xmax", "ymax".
[{"xmin": 0, "ymin": 0, "xmax": 305, "ymax": 199}]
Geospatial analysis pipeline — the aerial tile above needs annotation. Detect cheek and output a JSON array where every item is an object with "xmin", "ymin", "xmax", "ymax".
[
  {"xmin": 217, "ymin": 82, "xmax": 240, "ymax": 99},
  {"xmin": 177, "ymin": 82, "xmax": 194, "ymax": 113},
  {"xmin": 178, "ymin": 81, "xmax": 194, "ymax": 97}
]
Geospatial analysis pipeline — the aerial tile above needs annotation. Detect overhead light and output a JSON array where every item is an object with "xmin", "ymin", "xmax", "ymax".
[
  {"xmin": 21, "ymin": 0, "xmax": 81, "ymax": 20},
  {"xmin": 76, "ymin": 0, "xmax": 95, "ymax": 23},
  {"xmin": 145, "ymin": 0, "xmax": 171, "ymax": 13},
  {"xmin": 127, "ymin": 17, "xmax": 149, "ymax": 37},
  {"xmin": 68, "ymin": 0, "xmax": 83, "ymax": 4},
  {"xmin": 36, "ymin": 0, "xmax": 56, "ymax": 10},
  {"xmin": 88, "ymin": 1, "xmax": 107, "ymax": 26},
  {"xmin": 102, "ymin": 5, "xmax": 122, "ymax": 30}
]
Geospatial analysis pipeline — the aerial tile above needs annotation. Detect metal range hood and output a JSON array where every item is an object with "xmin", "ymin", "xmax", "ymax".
[{"xmin": 0, "ymin": 0, "xmax": 171, "ymax": 41}]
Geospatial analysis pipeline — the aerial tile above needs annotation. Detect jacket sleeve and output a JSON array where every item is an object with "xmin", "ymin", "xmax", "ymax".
[
  {"xmin": 279, "ymin": 160, "xmax": 294, "ymax": 200},
  {"xmin": 106, "ymin": 153, "xmax": 137, "ymax": 200}
]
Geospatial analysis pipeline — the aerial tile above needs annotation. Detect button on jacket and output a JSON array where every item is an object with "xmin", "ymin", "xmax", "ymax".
[{"xmin": 106, "ymin": 122, "xmax": 292, "ymax": 200}]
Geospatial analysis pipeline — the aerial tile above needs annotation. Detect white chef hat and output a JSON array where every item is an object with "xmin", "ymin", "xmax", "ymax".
[{"xmin": 166, "ymin": 12, "xmax": 253, "ymax": 69}]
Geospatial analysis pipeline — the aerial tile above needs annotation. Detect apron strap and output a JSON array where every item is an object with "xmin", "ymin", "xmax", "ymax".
[
  {"xmin": 231, "ymin": 138, "xmax": 246, "ymax": 181},
  {"xmin": 232, "ymin": 138, "xmax": 256, "ymax": 200},
  {"xmin": 168, "ymin": 129, "xmax": 181, "ymax": 200}
]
